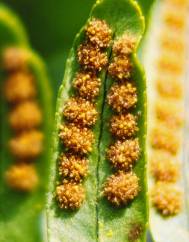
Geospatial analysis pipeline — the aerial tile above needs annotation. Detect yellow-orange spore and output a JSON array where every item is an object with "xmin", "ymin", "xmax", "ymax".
[
  {"xmin": 128, "ymin": 223, "xmax": 143, "ymax": 242},
  {"xmin": 108, "ymin": 57, "xmax": 132, "ymax": 80},
  {"xmin": 9, "ymin": 130, "xmax": 43, "ymax": 159},
  {"xmin": 151, "ymin": 182, "xmax": 182, "ymax": 216},
  {"xmin": 63, "ymin": 97, "xmax": 98, "ymax": 127},
  {"xmin": 3, "ymin": 47, "xmax": 28, "ymax": 71},
  {"xmin": 165, "ymin": 0, "xmax": 188, "ymax": 7},
  {"xmin": 150, "ymin": 150, "xmax": 180, "ymax": 182},
  {"xmin": 73, "ymin": 71, "xmax": 101, "ymax": 100},
  {"xmin": 4, "ymin": 72, "xmax": 36, "ymax": 103},
  {"xmin": 103, "ymin": 171, "xmax": 139, "ymax": 206},
  {"xmin": 156, "ymin": 77, "xmax": 183, "ymax": 99},
  {"xmin": 113, "ymin": 34, "xmax": 136, "ymax": 56},
  {"xmin": 85, "ymin": 18, "xmax": 112, "ymax": 48},
  {"xmin": 151, "ymin": 124, "xmax": 180, "ymax": 154},
  {"xmin": 107, "ymin": 83, "xmax": 137, "ymax": 112},
  {"xmin": 56, "ymin": 182, "xmax": 85, "ymax": 210},
  {"xmin": 107, "ymin": 139, "xmax": 140, "ymax": 171},
  {"xmin": 59, "ymin": 124, "xmax": 94, "ymax": 154},
  {"xmin": 5, "ymin": 163, "xmax": 38, "ymax": 191},
  {"xmin": 160, "ymin": 36, "xmax": 184, "ymax": 53},
  {"xmin": 164, "ymin": 12, "xmax": 185, "ymax": 30},
  {"xmin": 77, "ymin": 43, "xmax": 108, "ymax": 71},
  {"xmin": 59, "ymin": 153, "xmax": 88, "ymax": 182},
  {"xmin": 156, "ymin": 100, "xmax": 183, "ymax": 128},
  {"xmin": 110, "ymin": 113, "xmax": 138, "ymax": 139},
  {"xmin": 157, "ymin": 56, "xmax": 183, "ymax": 75},
  {"xmin": 9, "ymin": 101, "xmax": 42, "ymax": 131}
]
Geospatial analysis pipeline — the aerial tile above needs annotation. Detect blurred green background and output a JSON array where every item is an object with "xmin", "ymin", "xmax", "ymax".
[
  {"xmin": 3, "ymin": 0, "xmax": 95, "ymax": 98},
  {"xmin": 3, "ymin": 0, "xmax": 154, "ymax": 100}
]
